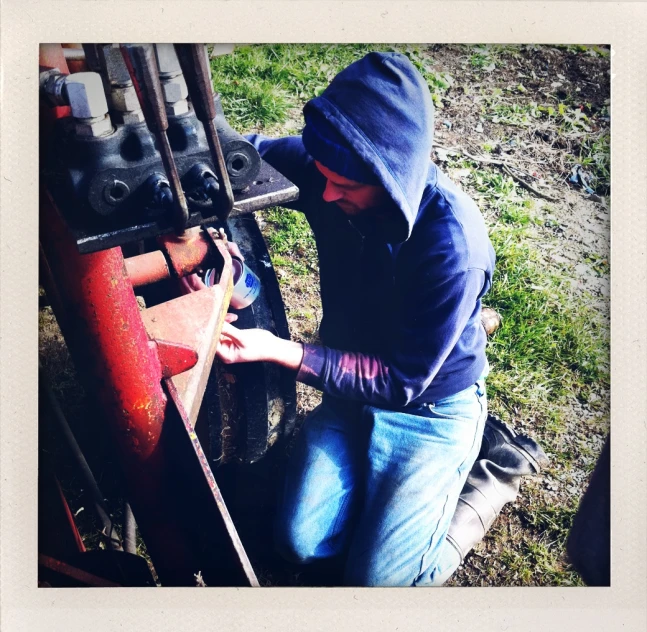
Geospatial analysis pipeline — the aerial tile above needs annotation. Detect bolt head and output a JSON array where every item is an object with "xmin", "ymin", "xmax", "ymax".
[
  {"xmin": 111, "ymin": 85, "xmax": 140, "ymax": 112},
  {"xmin": 101, "ymin": 44, "xmax": 132, "ymax": 86},
  {"xmin": 118, "ymin": 110, "xmax": 146, "ymax": 125},
  {"xmin": 154, "ymin": 44, "xmax": 182, "ymax": 76},
  {"xmin": 162, "ymin": 76, "xmax": 188, "ymax": 103},
  {"xmin": 66, "ymin": 72, "xmax": 109, "ymax": 119}
]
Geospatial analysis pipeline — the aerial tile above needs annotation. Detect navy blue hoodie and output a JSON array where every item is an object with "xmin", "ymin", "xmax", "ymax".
[{"xmin": 247, "ymin": 52, "xmax": 495, "ymax": 406}]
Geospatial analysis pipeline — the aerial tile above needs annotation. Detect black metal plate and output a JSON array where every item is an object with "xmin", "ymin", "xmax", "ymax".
[
  {"xmin": 71, "ymin": 161, "xmax": 299, "ymax": 253},
  {"xmin": 205, "ymin": 214, "xmax": 297, "ymax": 466}
]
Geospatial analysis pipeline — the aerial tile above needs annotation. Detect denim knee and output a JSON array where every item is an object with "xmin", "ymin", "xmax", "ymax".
[{"xmin": 274, "ymin": 515, "xmax": 319, "ymax": 564}]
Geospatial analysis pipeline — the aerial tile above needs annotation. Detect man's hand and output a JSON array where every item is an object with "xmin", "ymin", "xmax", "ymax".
[
  {"xmin": 217, "ymin": 322, "xmax": 304, "ymax": 370},
  {"xmin": 178, "ymin": 272, "xmax": 207, "ymax": 294},
  {"xmin": 178, "ymin": 238, "xmax": 244, "ymax": 295}
]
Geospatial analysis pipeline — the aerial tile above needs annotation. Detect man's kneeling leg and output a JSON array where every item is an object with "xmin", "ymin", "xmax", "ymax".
[{"xmin": 274, "ymin": 398, "xmax": 365, "ymax": 564}]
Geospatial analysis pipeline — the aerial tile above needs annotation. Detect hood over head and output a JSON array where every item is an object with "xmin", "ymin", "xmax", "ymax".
[{"xmin": 302, "ymin": 51, "xmax": 435, "ymax": 243}]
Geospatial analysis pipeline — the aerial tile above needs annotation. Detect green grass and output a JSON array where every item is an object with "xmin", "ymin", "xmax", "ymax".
[
  {"xmin": 261, "ymin": 207, "xmax": 318, "ymax": 274},
  {"xmin": 577, "ymin": 131, "xmax": 610, "ymax": 195},
  {"xmin": 210, "ymin": 44, "xmax": 455, "ymax": 131},
  {"xmin": 476, "ymin": 171, "xmax": 609, "ymax": 430}
]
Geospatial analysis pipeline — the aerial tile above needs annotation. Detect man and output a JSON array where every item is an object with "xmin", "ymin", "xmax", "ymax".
[{"xmin": 216, "ymin": 52, "xmax": 546, "ymax": 586}]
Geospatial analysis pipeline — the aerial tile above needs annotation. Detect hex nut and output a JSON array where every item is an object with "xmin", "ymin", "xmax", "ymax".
[
  {"xmin": 75, "ymin": 114, "xmax": 114, "ymax": 137},
  {"xmin": 162, "ymin": 76, "xmax": 188, "ymax": 103},
  {"xmin": 119, "ymin": 110, "xmax": 146, "ymax": 125},
  {"xmin": 66, "ymin": 72, "xmax": 109, "ymax": 119},
  {"xmin": 111, "ymin": 85, "xmax": 140, "ymax": 112},
  {"xmin": 154, "ymin": 44, "xmax": 182, "ymax": 77},
  {"xmin": 101, "ymin": 44, "xmax": 132, "ymax": 86},
  {"xmin": 165, "ymin": 100, "xmax": 189, "ymax": 116}
]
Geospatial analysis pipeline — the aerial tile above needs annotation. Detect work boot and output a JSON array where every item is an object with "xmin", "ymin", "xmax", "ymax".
[
  {"xmin": 445, "ymin": 413, "xmax": 549, "ymax": 565},
  {"xmin": 480, "ymin": 306, "xmax": 502, "ymax": 336}
]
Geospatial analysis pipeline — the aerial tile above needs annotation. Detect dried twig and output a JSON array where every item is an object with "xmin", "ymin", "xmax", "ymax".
[
  {"xmin": 501, "ymin": 164, "xmax": 560, "ymax": 202},
  {"xmin": 433, "ymin": 142, "xmax": 560, "ymax": 202}
]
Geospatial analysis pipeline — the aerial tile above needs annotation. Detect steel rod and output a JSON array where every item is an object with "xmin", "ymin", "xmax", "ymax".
[
  {"xmin": 174, "ymin": 44, "xmax": 234, "ymax": 220},
  {"xmin": 120, "ymin": 44, "xmax": 189, "ymax": 233}
]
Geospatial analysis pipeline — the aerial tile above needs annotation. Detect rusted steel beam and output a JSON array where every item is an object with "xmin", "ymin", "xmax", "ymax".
[
  {"xmin": 163, "ymin": 380, "xmax": 259, "ymax": 586},
  {"xmin": 39, "ymin": 554, "xmax": 122, "ymax": 588},
  {"xmin": 124, "ymin": 250, "xmax": 170, "ymax": 287}
]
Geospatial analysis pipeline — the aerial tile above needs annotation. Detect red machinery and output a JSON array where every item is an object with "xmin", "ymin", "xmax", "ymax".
[{"xmin": 38, "ymin": 44, "xmax": 299, "ymax": 587}]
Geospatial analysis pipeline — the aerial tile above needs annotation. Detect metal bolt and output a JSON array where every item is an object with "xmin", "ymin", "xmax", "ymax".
[
  {"xmin": 165, "ymin": 100, "xmax": 189, "ymax": 116},
  {"xmin": 75, "ymin": 114, "xmax": 114, "ymax": 137},
  {"xmin": 101, "ymin": 44, "xmax": 133, "ymax": 87},
  {"xmin": 118, "ymin": 110, "xmax": 146, "ymax": 125},
  {"xmin": 227, "ymin": 152, "xmax": 250, "ymax": 176},
  {"xmin": 154, "ymin": 44, "xmax": 182, "ymax": 78},
  {"xmin": 111, "ymin": 85, "xmax": 141, "ymax": 112},
  {"xmin": 39, "ymin": 70, "xmax": 68, "ymax": 107},
  {"xmin": 103, "ymin": 180, "xmax": 130, "ymax": 204},
  {"xmin": 65, "ymin": 72, "xmax": 109, "ymax": 119},
  {"xmin": 162, "ymin": 75, "xmax": 188, "ymax": 103}
]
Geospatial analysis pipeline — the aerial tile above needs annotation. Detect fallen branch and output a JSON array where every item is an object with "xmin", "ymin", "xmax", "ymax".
[
  {"xmin": 433, "ymin": 142, "xmax": 560, "ymax": 202},
  {"xmin": 501, "ymin": 165, "xmax": 560, "ymax": 202}
]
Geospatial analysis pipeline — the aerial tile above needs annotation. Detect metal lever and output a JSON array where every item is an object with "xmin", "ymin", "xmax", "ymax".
[
  {"xmin": 174, "ymin": 44, "xmax": 234, "ymax": 222},
  {"xmin": 120, "ymin": 44, "xmax": 189, "ymax": 234}
]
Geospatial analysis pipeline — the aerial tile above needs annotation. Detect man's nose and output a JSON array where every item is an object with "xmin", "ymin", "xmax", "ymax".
[{"xmin": 322, "ymin": 180, "xmax": 343, "ymax": 203}]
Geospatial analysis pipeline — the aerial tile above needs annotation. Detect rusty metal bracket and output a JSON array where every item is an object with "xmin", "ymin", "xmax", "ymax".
[
  {"xmin": 157, "ymin": 225, "xmax": 212, "ymax": 279},
  {"xmin": 140, "ymin": 239, "xmax": 233, "ymax": 426},
  {"xmin": 149, "ymin": 339, "xmax": 199, "ymax": 379}
]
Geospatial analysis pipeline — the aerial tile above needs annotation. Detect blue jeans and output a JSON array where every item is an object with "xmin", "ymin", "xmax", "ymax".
[{"xmin": 274, "ymin": 377, "xmax": 488, "ymax": 586}]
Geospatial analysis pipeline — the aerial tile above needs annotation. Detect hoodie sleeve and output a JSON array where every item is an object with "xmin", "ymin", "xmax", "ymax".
[
  {"xmin": 246, "ymin": 134, "xmax": 316, "ymax": 213},
  {"xmin": 296, "ymin": 260, "xmax": 486, "ymax": 407}
]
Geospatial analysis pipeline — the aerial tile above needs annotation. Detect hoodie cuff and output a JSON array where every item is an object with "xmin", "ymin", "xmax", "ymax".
[{"xmin": 295, "ymin": 343, "xmax": 327, "ymax": 390}]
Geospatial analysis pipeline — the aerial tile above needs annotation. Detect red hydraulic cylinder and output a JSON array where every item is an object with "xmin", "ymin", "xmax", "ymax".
[{"xmin": 40, "ymin": 191, "xmax": 167, "ymax": 462}]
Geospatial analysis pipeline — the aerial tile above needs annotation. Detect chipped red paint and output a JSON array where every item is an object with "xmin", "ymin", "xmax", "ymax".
[{"xmin": 150, "ymin": 339, "xmax": 199, "ymax": 378}]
